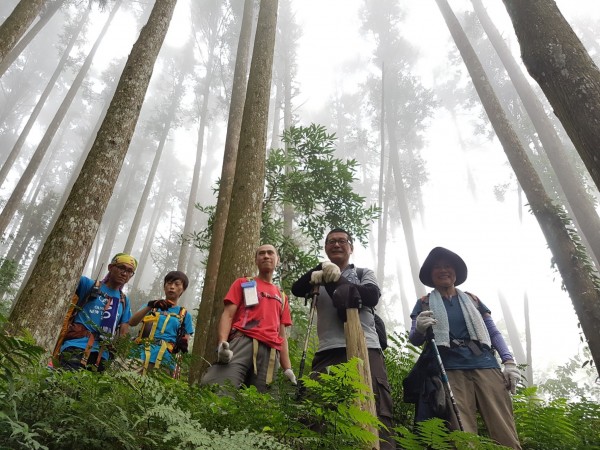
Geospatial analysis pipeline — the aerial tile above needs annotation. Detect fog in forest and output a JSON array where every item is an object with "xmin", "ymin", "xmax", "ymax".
[{"xmin": 1, "ymin": 0, "xmax": 600, "ymax": 394}]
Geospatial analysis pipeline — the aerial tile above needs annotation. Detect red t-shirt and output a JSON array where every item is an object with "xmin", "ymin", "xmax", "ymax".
[{"xmin": 226, "ymin": 277, "xmax": 292, "ymax": 350}]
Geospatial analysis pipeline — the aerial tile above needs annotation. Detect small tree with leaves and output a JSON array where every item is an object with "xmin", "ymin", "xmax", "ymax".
[{"xmin": 263, "ymin": 123, "xmax": 380, "ymax": 289}]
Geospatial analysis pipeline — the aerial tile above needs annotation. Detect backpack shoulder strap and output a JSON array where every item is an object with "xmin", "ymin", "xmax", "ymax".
[
  {"xmin": 355, "ymin": 268, "xmax": 378, "ymax": 315},
  {"xmin": 275, "ymin": 287, "xmax": 287, "ymax": 315},
  {"xmin": 464, "ymin": 291, "xmax": 479, "ymax": 306}
]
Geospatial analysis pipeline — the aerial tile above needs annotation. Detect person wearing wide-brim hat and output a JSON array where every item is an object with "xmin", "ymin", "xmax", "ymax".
[{"xmin": 408, "ymin": 247, "xmax": 522, "ymax": 449}]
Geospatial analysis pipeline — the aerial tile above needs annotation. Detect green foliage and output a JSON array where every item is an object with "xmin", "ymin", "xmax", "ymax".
[
  {"xmin": 0, "ymin": 316, "xmax": 44, "ymax": 392},
  {"xmin": 395, "ymin": 419, "xmax": 505, "ymax": 449},
  {"xmin": 513, "ymin": 386, "xmax": 600, "ymax": 450},
  {"xmin": 1, "ymin": 312, "xmax": 600, "ymax": 449},
  {"xmin": 264, "ymin": 124, "xmax": 379, "ymax": 289},
  {"xmin": 381, "ymin": 331, "xmax": 421, "ymax": 426},
  {"xmin": 537, "ymin": 351, "xmax": 600, "ymax": 401},
  {"xmin": 266, "ymin": 124, "xmax": 379, "ymax": 245},
  {"xmin": 300, "ymin": 358, "xmax": 380, "ymax": 448},
  {"xmin": 0, "ymin": 257, "xmax": 20, "ymax": 312},
  {"xmin": 0, "ymin": 319, "xmax": 382, "ymax": 450},
  {"xmin": 193, "ymin": 123, "xmax": 380, "ymax": 292}
]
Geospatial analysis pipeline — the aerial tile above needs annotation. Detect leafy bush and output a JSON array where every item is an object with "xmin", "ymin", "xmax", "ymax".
[
  {"xmin": 2, "ymin": 314, "xmax": 600, "ymax": 450},
  {"xmin": 513, "ymin": 386, "xmax": 600, "ymax": 450}
]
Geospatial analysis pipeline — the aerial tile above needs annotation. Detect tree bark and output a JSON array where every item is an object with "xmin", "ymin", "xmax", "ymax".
[
  {"xmin": 124, "ymin": 71, "xmax": 185, "ymax": 254},
  {"xmin": 0, "ymin": 0, "xmax": 122, "ymax": 237},
  {"xmin": 189, "ymin": 0, "xmax": 255, "ymax": 383},
  {"xmin": 437, "ymin": 0, "xmax": 600, "ymax": 376},
  {"xmin": 0, "ymin": 0, "xmax": 64, "ymax": 77},
  {"xmin": 472, "ymin": 0, "xmax": 600, "ymax": 267},
  {"xmin": 7, "ymin": 0, "xmax": 178, "ymax": 350},
  {"xmin": 194, "ymin": 0, "xmax": 278, "ymax": 381},
  {"xmin": 502, "ymin": 0, "xmax": 600, "ymax": 193},
  {"xmin": 0, "ymin": 0, "xmax": 46, "ymax": 66},
  {"xmin": 0, "ymin": 6, "xmax": 89, "ymax": 187}
]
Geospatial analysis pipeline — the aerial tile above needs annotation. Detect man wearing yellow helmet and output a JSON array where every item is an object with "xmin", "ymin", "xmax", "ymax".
[{"xmin": 56, "ymin": 253, "xmax": 136, "ymax": 371}]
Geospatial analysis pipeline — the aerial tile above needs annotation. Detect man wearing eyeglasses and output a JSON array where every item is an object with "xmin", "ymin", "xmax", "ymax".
[
  {"xmin": 292, "ymin": 228, "xmax": 395, "ymax": 450},
  {"xmin": 56, "ymin": 253, "xmax": 135, "ymax": 371},
  {"xmin": 201, "ymin": 244, "xmax": 296, "ymax": 392}
]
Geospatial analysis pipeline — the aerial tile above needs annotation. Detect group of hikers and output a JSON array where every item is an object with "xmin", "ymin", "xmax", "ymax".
[{"xmin": 52, "ymin": 228, "xmax": 522, "ymax": 449}]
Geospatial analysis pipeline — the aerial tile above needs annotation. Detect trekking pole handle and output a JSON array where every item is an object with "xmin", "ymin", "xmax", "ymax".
[{"xmin": 426, "ymin": 326, "xmax": 434, "ymax": 341}]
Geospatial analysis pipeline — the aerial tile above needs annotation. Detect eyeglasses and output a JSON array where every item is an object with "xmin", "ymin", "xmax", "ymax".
[
  {"xmin": 326, "ymin": 238, "xmax": 350, "ymax": 246},
  {"xmin": 114, "ymin": 265, "xmax": 135, "ymax": 275}
]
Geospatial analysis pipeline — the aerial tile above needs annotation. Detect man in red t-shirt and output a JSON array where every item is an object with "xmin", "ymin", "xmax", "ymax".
[{"xmin": 201, "ymin": 244, "xmax": 296, "ymax": 392}]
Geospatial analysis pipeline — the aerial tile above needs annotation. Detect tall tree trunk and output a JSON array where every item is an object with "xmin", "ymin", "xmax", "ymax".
[
  {"xmin": 0, "ymin": 7, "xmax": 89, "ymax": 187},
  {"xmin": 498, "ymin": 291, "xmax": 527, "ymax": 371},
  {"xmin": 269, "ymin": 78, "xmax": 282, "ymax": 149},
  {"xmin": 437, "ymin": 0, "xmax": 600, "ymax": 375},
  {"xmin": 376, "ymin": 62, "xmax": 386, "ymax": 284},
  {"xmin": 282, "ymin": 49, "xmax": 293, "ymax": 238},
  {"xmin": 0, "ymin": 0, "xmax": 122, "ymax": 237},
  {"xmin": 0, "ymin": 0, "xmax": 64, "ymax": 77},
  {"xmin": 473, "ymin": 0, "xmax": 600, "ymax": 267},
  {"xmin": 177, "ymin": 66, "xmax": 216, "ymax": 272},
  {"xmin": 524, "ymin": 292, "xmax": 533, "ymax": 385},
  {"xmin": 7, "ymin": 0, "xmax": 178, "ymax": 349},
  {"xmin": 189, "ymin": 0, "xmax": 255, "ymax": 383},
  {"xmin": 502, "ymin": 0, "xmax": 600, "ymax": 193},
  {"xmin": 124, "ymin": 72, "xmax": 184, "ymax": 254},
  {"xmin": 191, "ymin": 0, "xmax": 277, "ymax": 383},
  {"xmin": 385, "ymin": 103, "xmax": 425, "ymax": 298},
  {"xmin": 9, "ymin": 85, "xmax": 115, "ymax": 301},
  {"xmin": 130, "ymin": 177, "xmax": 169, "ymax": 295},
  {"xmin": 0, "ymin": 0, "xmax": 46, "ymax": 66},
  {"xmin": 92, "ymin": 150, "xmax": 145, "ymax": 276}
]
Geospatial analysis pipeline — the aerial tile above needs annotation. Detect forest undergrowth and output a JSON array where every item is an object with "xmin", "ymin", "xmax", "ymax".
[{"xmin": 0, "ymin": 315, "xmax": 599, "ymax": 450}]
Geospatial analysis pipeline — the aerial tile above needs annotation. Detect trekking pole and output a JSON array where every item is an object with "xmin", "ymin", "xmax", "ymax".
[
  {"xmin": 296, "ymin": 284, "xmax": 319, "ymax": 398},
  {"xmin": 426, "ymin": 327, "xmax": 464, "ymax": 431}
]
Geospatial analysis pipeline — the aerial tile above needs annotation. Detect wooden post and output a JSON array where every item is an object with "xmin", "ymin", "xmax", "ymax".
[{"xmin": 345, "ymin": 308, "xmax": 380, "ymax": 450}]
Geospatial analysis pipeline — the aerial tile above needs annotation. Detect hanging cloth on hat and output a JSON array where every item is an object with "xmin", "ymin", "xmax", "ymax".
[{"xmin": 428, "ymin": 289, "xmax": 491, "ymax": 348}]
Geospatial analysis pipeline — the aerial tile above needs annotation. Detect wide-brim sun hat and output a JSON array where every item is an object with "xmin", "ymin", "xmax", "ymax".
[{"xmin": 419, "ymin": 247, "xmax": 468, "ymax": 287}]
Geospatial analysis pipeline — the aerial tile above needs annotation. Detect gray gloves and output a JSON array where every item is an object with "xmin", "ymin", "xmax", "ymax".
[
  {"xmin": 310, "ymin": 261, "xmax": 341, "ymax": 284},
  {"xmin": 416, "ymin": 310, "xmax": 437, "ymax": 335},
  {"xmin": 217, "ymin": 341, "xmax": 233, "ymax": 364},
  {"xmin": 503, "ymin": 361, "xmax": 520, "ymax": 394},
  {"xmin": 283, "ymin": 368, "xmax": 297, "ymax": 385}
]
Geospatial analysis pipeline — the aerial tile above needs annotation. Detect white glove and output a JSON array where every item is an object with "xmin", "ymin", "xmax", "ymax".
[
  {"xmin": 416, "ymin": 310, "xmax": 437, "ymax": 335},
  {"xmin": 310, "ymin": 270, "xmax": 324, "ymax": 285},
  {"xmin": 503, "ymin": 361, "xmax": 520, "ymax": 394},
  {"xmin": 283, "ymin": 368, "xmax": 297, "ymax": 385},
  {"xmin": 321, "ymin": 261, "xmax": 341, "ymax": 283},
  {"xmin": 217, "ymin": 341, "xmax": 233, "ymax": 364}
]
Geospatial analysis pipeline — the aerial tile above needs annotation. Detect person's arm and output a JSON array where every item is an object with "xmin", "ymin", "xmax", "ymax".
[
  {"xmin": 118, "ymin": 296, "xmax": 132, "ymax": 335},
  {"xmin": 119, "ymin": 323, "xmax": 130, "ymax": 336},
  {"xmin": 408, "ymin": 300, "xmax": 427, "ymax": 345},
  {"xmin": 324, "ymin": 277, "xmax": 380, "ymax": 307},
  {"xmin": 483, "ymin": 314, "xmax": 514, "ymax": 363},
  {"xmin": 218, "ymin": 302, "xmax": 238, "ymax": 343},
  {"xmin": 291, "ymin": 263, "xmax": 322, "ymax": 297},
  {"xmin": 278, "ymin": 324, "xmax": 292, "ymax": 370},
  {"xmin": 129, "ymin": 306, "xmax": 151, "ymax": 327}
]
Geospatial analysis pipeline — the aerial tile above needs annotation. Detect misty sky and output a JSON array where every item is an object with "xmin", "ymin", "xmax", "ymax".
[{"xmin": 1, "ymin": 0, "xmax": 599, "ymax": 387}]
